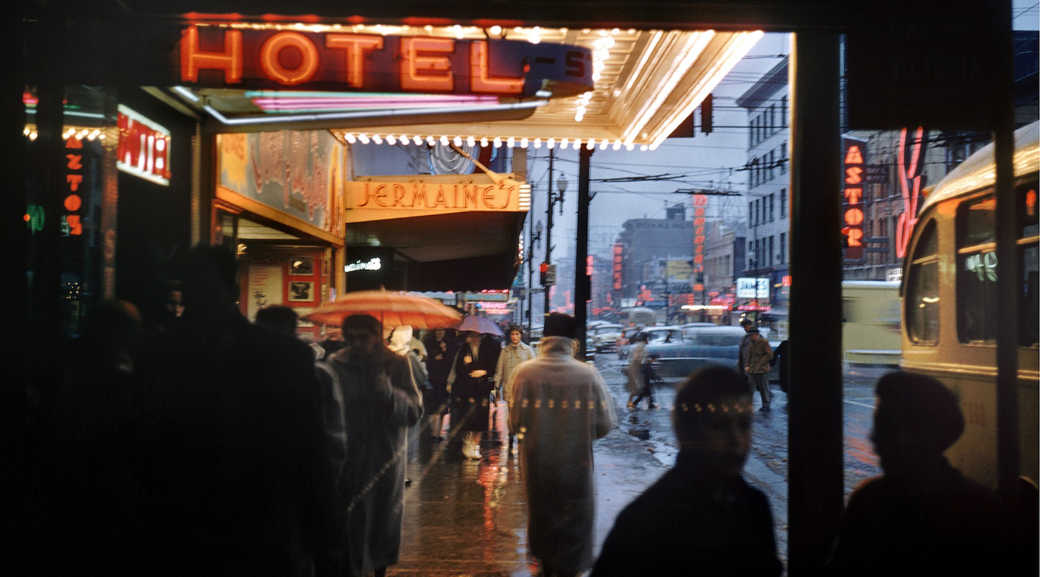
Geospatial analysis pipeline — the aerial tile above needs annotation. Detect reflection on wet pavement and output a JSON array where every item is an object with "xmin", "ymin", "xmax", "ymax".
[
  {"xmin": 388, "ymin": 358, "xmax": 888, "ymax": 574},
  {"xmin": 391, "ymin": 398, "xmax": 665, "ymax": 576}
]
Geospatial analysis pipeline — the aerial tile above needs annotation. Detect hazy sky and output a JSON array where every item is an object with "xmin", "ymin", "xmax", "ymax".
[
  {"xmin": 528, "ymin": 0, "xmax": 1039, "ymax": 257},
  {"xmin": 525, "ymin": 32, "xmax": 792, "ymax": 256}
]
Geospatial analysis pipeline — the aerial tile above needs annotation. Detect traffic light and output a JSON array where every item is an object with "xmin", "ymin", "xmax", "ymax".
[
  {"xmin": 700, "ymin": 93, "xmax": 713, "ymax": 134},
  {"xmin": 539, "ymin": 262, "xmax": 549, "ymax": 286}
]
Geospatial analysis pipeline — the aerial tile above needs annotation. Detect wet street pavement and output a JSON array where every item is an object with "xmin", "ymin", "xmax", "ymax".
[{"xmin": 388, "ymin": 355, "xmax": 893, "ymax": 576}]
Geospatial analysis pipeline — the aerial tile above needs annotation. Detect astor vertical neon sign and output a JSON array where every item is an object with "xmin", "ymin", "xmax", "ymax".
[
  {"xmin": 62, "ymin": 135, "xmax": 84, "ymax": 236},
  {"xmin": 843, "ymin": 139, "xmax": 866, "ymax": 261}
]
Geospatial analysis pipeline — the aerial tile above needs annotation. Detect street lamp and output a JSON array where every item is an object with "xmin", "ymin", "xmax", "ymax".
[{"xmin": 543, "ymin": 150, "xmax": 568, "ymax": 316}]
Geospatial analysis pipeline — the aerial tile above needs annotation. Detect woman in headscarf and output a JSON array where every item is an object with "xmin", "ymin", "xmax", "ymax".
[{"xmin": 447, "ymin": 331, "xmax": 500, "ymax": 460}]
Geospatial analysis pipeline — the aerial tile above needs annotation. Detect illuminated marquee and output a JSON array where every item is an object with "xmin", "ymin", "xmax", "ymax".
[
  {"xmin": 843, "ymin": 138, "xmax": 865, "ymax": 261},
  {"xmin": 178, "ymin": 26, "xmax": 592, "ymax": 97},
  {"xmin": 117, "ymin": 105, "xmax": 171, "ymax": 186}
]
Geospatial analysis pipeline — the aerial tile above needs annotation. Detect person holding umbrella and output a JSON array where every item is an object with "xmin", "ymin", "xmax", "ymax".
[{"xmin": 447, "ymin": 317, "xmax": 502, "ymax": 460}]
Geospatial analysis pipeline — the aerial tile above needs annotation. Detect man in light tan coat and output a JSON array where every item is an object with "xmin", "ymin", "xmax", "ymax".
[
  {"xmin": 509, "ymin": 313, "xmax": 617, "ymax": 577},
  {"xmin": 744, "ymin": 328, "xmax": 774, "ymax": 411}
]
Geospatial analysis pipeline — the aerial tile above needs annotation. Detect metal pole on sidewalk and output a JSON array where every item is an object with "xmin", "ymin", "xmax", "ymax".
[
  {"xmin": 543, "ymin": 149, "xmax": 554, "ymax": 318},
  {"xmin": 788, "ymin": 32, "xmax": 844, "ymax": 576},
  {"xmin": 575, "ymin": 147, "xmax": 593, "ymax": 358}
]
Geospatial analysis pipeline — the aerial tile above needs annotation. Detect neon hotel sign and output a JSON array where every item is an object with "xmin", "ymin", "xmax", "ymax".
[{"xmin": 178, "ymin": 26, "xmax": 592, "ymax": 96}]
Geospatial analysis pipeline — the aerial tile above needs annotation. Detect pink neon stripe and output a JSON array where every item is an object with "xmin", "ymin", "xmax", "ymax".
[{"xmin": 253, "ymin": 95, "xmax": 499, "ymax": 110}]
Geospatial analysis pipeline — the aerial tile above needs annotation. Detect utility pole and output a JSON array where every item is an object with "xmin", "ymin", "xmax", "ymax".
[
  {"xmin": 526, "ymin": 221, "xmax": 541, "ymax": 336},
  {"xmin": 542, "ymin": 150, "xmax": 567, "ymax": 319},
  {"xmin": 574, "ymin": 147, "xmax": 592, "ymax": 358},
  {"xmin": 543, "ymin": 150, "xmax": 554, "ymax": 318}
]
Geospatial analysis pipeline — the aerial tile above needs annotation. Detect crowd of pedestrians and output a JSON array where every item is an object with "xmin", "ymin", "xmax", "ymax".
[{"xmin": 31, "ymin": 243, "xmax": 1027, "ymax": 576}]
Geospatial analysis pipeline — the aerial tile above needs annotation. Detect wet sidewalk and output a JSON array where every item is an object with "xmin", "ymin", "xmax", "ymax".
[{"xmin": 388, "ymin": 396, "xmax": 667, "ymax": 576}]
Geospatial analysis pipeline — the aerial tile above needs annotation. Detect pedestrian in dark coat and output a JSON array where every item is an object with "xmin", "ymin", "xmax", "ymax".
[
  {"xmin": 38, "ymin": 300, "xmax": 145, "ymax": 575},
  {"xmin": 448, "ymin": 331, "xmax": 500, "ymax": 459},
  {"xmin": 136, "ymin": 246, "xmax": 340, "ymax": 577},
  {"xmin": 422, "ymin": 328, "xmax": 458, "ymax": 439},
  {"xmin": 509, "ymin": 313, "xmax": 616, "ymax": 577},
  {"xmin": 827, "ymin": 371, "xmax": 1013, "ymax": 577},
  {"xmin": 328, "ymin": 314, "xmax": 423, "ymax": 577},
  {"xmin": 769, "ymin": 339, "xmax": 789, "ymax": 394},
  {"xmin": 592, "ymin": 366, "xmax": 783, "ymax": 577}
]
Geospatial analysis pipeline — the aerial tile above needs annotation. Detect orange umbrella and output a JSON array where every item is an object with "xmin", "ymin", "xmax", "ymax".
[{"xmin": 301, "ymin": 290, "xmax": 462, "ymax": 329}]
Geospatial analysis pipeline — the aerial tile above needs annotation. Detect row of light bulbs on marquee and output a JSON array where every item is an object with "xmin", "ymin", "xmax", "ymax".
[
  {"xmin": 22, "ymin": 126, "xmax": 106, "ymax": 142},
  {"xmin": 341, "ymin": 133, "xmax": 655, "ymax": 151}
]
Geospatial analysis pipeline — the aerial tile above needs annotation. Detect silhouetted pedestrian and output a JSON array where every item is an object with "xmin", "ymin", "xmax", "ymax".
[
  {"xmin": 39, "ymin": 300, "xmax": 145, "ymax": 574},
  {"xmin": 327, "ymin": 314, "xmax": 422, "ymax": 577},
  {"xmin": 256, "ymin": 305, "xmax": 348, "ymax": 484},
  {"xmin": 509, "ymin": 313, "xmax": 616, "ymax": 577},
  {"xmin": 136, "ymin": 245, "xmax": 340, "ymax": 576},
  {"xmin": 770, "ymin": 339, "xmax": 789, "ymax": 397},
  {"xmin": 827, "ymin": 371, "xmax": 1014, "ymax": 576},
  {"xmin": 591, "ymin": 366, "xmax": 783, "ymax": 577},
  {"xmin": 448, "ymin": 330, "xmax": 500, "ymax": 460},
  {"xmin": 422, "ymin": 328, "xmax": 458, "ymax": 440}
]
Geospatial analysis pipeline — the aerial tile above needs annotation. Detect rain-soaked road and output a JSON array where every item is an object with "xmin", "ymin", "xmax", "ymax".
[{"xmin": 388, "ymin": 355, "xmax": 891, "ymax": 576}]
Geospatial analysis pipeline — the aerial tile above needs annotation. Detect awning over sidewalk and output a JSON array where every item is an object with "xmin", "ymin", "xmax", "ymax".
[{"xmin": 347, "ymin": 210, "xmax": 525, "ymax": 291}]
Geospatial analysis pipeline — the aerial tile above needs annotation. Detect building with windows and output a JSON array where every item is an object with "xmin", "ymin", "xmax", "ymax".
[
  {"xmin": 737, "ymin": 57, "xmax": 790, "ymax": 308},
  {"xmin": 612, "ymin": 204, "xmax": 694, "ymax": 311}
]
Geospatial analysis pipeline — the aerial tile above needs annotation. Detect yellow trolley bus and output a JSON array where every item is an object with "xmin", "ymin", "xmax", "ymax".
[{"xmin": 900, "ymin": 121, "xmax": 1039, "ymax": 492}]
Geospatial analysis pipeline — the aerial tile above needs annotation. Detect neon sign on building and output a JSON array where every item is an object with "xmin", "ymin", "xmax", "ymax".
[
  {"xmin": 842, "ymin": 138, "xmax": 865, "ymax": 261},
  {"xmin": 117, "ymin": 105, "xmax": 171, "ymax": 186},
  {"xmin": 179, "ymin": 26, "xmax": 592, "ymax": 97}
]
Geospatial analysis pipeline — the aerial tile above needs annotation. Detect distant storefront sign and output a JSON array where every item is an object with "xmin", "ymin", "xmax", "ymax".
[
  {"xmin": 736, "ymin": 277, "xmax": 769, "ymax": 299},
  {"xmin": 117, "ymin": 104, "xmax": 171, "ymax": 186}
]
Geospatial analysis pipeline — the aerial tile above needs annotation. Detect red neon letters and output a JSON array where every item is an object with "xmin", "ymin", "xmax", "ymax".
[{"xmin": 180, "ymin": 26, "xmax": 526, "ymax": 95}]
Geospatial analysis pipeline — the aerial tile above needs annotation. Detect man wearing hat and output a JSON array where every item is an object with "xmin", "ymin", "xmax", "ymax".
[
  {"xmin": 828, "ymin": 372, "xmax": 1013, "ymax": 576},
  {"xmin": 735, "ymin": 317, "xmax": 755, "ymax": 377},
  {"xmin": 508, "ymin": 313, "xmax": 617, "ymax": 577},
  {"xmin": 744, "ymin": 328, "xmax": 773, "ymax": 411}
]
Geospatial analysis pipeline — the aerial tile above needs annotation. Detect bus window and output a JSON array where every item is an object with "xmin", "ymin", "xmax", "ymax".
[
  {"xmin": 957, "ymin": 196, "xmax": 997, "ymax": 343},
  {"xmin": 906, "ymin": 220, "xmax": 939, "ymax": 344},
  {"xmin": 1021, "ymin": 183, "xmax": 1039, "ymax": 346}
]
